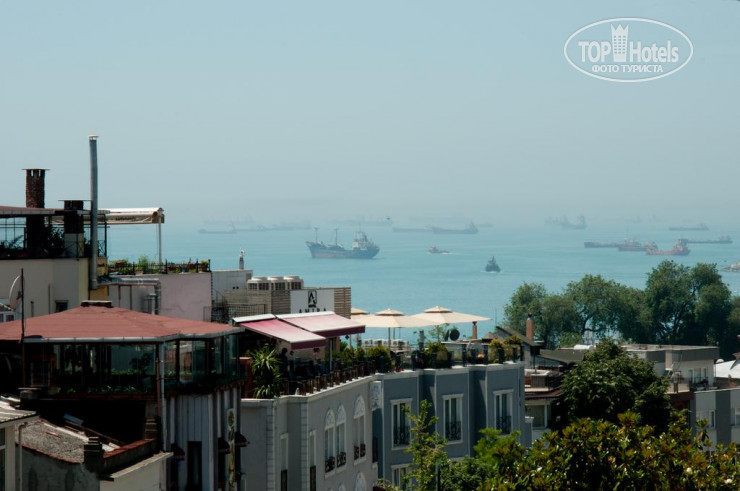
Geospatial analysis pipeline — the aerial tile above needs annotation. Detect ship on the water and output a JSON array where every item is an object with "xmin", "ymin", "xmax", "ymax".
[
  {"xmin": 546, "ymin": 215, "xmax": 587, "ymax": 230},
  {"xmin": 680, "ymin": 235, "xmax": 732, "ymax": 244},
  {"xmin": 428, "ymin": 246, "xmax": 450, "ymax": 254},
  {"xmin": 430, "ymin": 222, "xmax": 478, "ymax": 235},
  {"xmin": 485, "ymin": 256, "xmax": 501, "ymax": 272},
  {"xmin": 306, "ymin": 229, "xmax": 379, "ymax": 259},
  {"xmin": 668, "ymin": 223, "xmax": 709, "ymax": 231},
  {"xmin": 646, "ymin": 240, "xmax": 690, "ymax": 256},
  {"xmin": 618, "ymin": 239, "xmax": 656, "ymax": 252},
  {"xmin": 584, "ymin": 241, "xmax": 620, "ymax": 248},
  {"xmin": 393, "ymin": 226, "xmax": 431, "ymax": 233}
]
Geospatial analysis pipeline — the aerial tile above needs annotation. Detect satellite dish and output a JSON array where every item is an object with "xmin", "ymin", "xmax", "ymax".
[
  {"xmin": 449, "ymin": 328, "xmax": 460, "ymax": 341},
  {"xmin": 8, "ymin": 275, "xmax": 21, "ymax": 310}
]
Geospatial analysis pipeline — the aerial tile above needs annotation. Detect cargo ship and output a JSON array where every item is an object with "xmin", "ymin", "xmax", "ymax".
[
  {"xmin": 584, "ymin": 241, "xmax": 620, "ymax": 248},
  {"xmin": 618, "ymin": 239, "xmax": 656, "ymax": 252},
  {"xmin": 430, "ymin": 222, "xmax": 478, "ymax": 235},
  {"xmin": 646, "ymin": 240, "xmax": 690, "ymax": 256},
  {"xmin": 681, "ymin": 235, "xmax": 732, "ymax": 244},
  {"xmin": 668, "ymin": 223, "xmax": 709, "ymax": 231},
  {"xmin": 428, "ymin": 246, "xmax": 450, "ymax": 254},
  {"xmin": 306, "ymin": 229, "xmax": 379, "ymax": 259}
]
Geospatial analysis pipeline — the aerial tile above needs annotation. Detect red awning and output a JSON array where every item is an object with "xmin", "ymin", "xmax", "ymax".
[
  {"xmin": 238, "ymin": 319, "xmax": 327, "ymax": 349},
  {"xmin": 279, "ymin": 313, "xmax": 365, "ymax": 338}
]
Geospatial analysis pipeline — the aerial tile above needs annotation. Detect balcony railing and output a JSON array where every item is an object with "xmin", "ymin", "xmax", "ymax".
[
  {"xmin": 496, "ymin": 416, "xmax": 511, "ymax": 434},
  {"xmin": 107, "ymin": 259, "xmax": 211, "ymax": 275},
  {"xmin": 337, "ymin": 451, "xmax": 346, "ymax": 468},
  {"xmin": 251, "ymin": 362, "xmax": 375, "ymax": 398},
  {"xmin": 445, "ymin": 421, "xmax": 462, "ymax": 441},
  {"xmin": 354, "ymin": 443, "xmax": 366, "ymax": 460},
  {"xmin": 325, "ymin": 456, "xmax": 335, "ymax": 473},
  {"xmin": 393, "ymin": 425, "xmax": 410, "ymax": 446}
]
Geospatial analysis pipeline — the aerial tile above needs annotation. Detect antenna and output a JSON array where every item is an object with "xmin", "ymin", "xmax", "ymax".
[{"xmin": 334, "ymin": 228, "xmax": 339, "ymax": 245}]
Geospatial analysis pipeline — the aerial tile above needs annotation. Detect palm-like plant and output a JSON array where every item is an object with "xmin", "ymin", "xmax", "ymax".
[{"xmin": 248, "ymin": 345, "xmax": 283, "ymax": 398}]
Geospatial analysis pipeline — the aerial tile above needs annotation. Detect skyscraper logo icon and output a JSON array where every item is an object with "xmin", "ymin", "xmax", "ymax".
[{"xmin": 611, "ymin": 24, "xmax": 629, "ymax": 62}]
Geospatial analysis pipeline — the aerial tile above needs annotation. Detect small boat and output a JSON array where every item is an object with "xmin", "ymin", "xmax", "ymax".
[
  {"xmin": 428, "ymin": 246, "xmax": 450, "ymax": 254},
  {"xmin": 485, "ymin": 256, "xmax": 501, "ymax": 272},
  {"xmin": 646, "ymin": 240, "xmax": 690, "ymax": 256}
]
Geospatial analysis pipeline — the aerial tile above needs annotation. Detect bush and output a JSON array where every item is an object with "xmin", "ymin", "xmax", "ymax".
[
  {"xmin": 423, "ymin": 342, "xmax": 450, "ymax": 368},
  {"xmin": 488, "ymin": 339, "xmax": 506, "ymax": 363},
  {"xmin": 367, "ymin": 345, "xmax": 393, "ymax": 373}
]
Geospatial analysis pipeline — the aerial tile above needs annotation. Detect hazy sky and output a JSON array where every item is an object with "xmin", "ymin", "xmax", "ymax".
[{"xmin": 2, "ymin": 1, "xmax": 738, "ymax": 227}]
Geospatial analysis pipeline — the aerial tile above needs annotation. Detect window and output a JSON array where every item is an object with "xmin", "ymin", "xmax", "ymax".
[
  {"xmin": 336, "ymin": 406, "xmax": 347, "ymax": 469},
  {"xmin": 280, "ymin": 433, "xmax": 289, "ymax": 491},
  {"xmin": 324, "ymin": 410, "xmax": 335, "ymax": 475},
  {"xmin": 354, "ymin": 396, "xmax": 366, "ymax": 462},
  {"xmin": 280, "ymin": 433, "xmax": 289, "ymax": 471},
  {"xmin": 733, "ymin": 407, "xmax": 740, "ymax": 426},
  {"xmin": 696, "ymin": 410, "xmax": 716, "ymax": 429},
  {"xmin": 494, "ymin": 391, "xmax": 513, "ymax": 434},
  {"xmin": 187, "ymin": 441, "xmax": 202, "ymax": 491},
  {"xmin": 391, "ymin": 400, "xmax": 411, "ymax": 447},
  {"xmin": 526, "ymin": 404, "xmax": 547, "ymax": 429},
  {"xmin": 392, "ymin": 465, "xmax": 410, "ymax": 489},
  {"xmin": 443, "ymin": 395, "xmax": 463, "ymax": 442},
  {"xmin": 55, "ymin": 301, "xmax": 68, "ymax": 313}
]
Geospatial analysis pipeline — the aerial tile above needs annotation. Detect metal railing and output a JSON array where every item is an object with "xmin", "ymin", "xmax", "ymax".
[
  {"xmin": 496, "ymin": 416, "xmax": 511, "ymax": 434},
  {"xmin": 445, "ymin": 421, "xmax": 462, "ymax": 441},
  {"xmin": 107, "ymin": 259, "xmax": 211, "ymax": 275},
  {"xmin": 393, "ymin": 425, "xmax": 410, "ymax": 446}
]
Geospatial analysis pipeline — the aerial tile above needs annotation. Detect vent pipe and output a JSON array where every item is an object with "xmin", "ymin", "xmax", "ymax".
[{"xmin": 89, "ymin": 135, "xmax": 99, "ymax": 291}]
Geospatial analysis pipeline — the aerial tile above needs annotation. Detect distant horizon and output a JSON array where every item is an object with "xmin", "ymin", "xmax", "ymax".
[{"xmin": 2, "ymin": 0, "xmax": 738, "ymax": 231}]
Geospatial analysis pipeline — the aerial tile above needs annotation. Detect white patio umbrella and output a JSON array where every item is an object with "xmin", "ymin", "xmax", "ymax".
[
  {"xmin": 356, "ymin": 309, "xmax": 437, "ymax": 349},
  {"xmin": 350, "ymin": 307, "xmax": 369, "ymax": 316},
  {"xmin": 413, "ymin": 306, "xmax": 491, "ymax": 340}
]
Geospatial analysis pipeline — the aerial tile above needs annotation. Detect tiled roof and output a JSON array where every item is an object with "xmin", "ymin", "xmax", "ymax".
[
  {"xmin": 0, "ymin": 304, "xmax": 240, "ymax": 343},
  {"xmin": 0, "ymin": 401, "xmax": 36, "ymax": 426}
]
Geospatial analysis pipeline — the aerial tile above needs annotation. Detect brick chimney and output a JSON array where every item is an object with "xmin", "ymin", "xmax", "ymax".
[
  {"xmin": 25, "ymin": 169, "xmax": 46, "ymax": 208},
  {"xmin": 25, "ymin": 169, "xmax": 49, "ymax": 254},
  {"xmin": 525, "ymin": 313, "xmax": 534, "ymax": 341}
]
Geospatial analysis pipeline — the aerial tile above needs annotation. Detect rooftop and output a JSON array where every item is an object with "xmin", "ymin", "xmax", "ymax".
[{"xmin": 0, "ymin": 303, "xmax": 241, "ymax": 343}]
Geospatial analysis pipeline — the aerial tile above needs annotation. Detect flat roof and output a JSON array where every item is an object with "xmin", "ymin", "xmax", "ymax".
[
  {"xmin": 238, "ymin": 318, "xmax": 326, "ymax": 350},
  {"xmin": 278, "ymin": 312, "xmax": 365, "ymax": 337},
  {"xmin": 0, "ymin": 305, "xmax": 240, "ymax": 343}
]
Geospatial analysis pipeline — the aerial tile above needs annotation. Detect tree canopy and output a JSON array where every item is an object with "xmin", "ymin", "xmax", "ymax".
[
  {"xmin": 560, "ymin": 339, "xmax": 671, "ymax": 430},
  {"xmin": 503, "ymin": 261, "xmax": 740, "ymax": 357},
  {"xmin": 383, "ymin": 403, "xmax": 740, "ymax": 491}
]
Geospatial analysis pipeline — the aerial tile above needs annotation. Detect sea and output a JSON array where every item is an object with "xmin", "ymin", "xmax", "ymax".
[{"xmin": 106, "ymin": 219, "xmax": 740, "ymax": 344}]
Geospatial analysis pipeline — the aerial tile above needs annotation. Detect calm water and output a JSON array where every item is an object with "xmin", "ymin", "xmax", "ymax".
[{"xmin": 107, "ymin": 220, "xmax": 740, "ymax": 343}]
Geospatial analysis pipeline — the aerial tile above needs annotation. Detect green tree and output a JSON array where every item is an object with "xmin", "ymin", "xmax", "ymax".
[
  {"xmin": 503, "ymin": 282, "xmax": 549, "ymax": 333},
  {"xmin": 403, "ymin": 399, "xmax": 448, "ymax": 491},
  {"xmin": 560, "ymin": 339, "xmax": 670, "ymax": 430},
  {"xmin": 644, "ymin": 261, "xmax": 732, "ymax": 352},
  {"xmin": 563, "ymin": 274, "xmax": 624, "ymax": 340}
]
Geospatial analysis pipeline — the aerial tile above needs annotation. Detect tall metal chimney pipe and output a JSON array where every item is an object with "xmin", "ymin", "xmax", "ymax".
[{"xmin": 89, "ymin": 135, "xmax": 99, "ymax": 292}]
